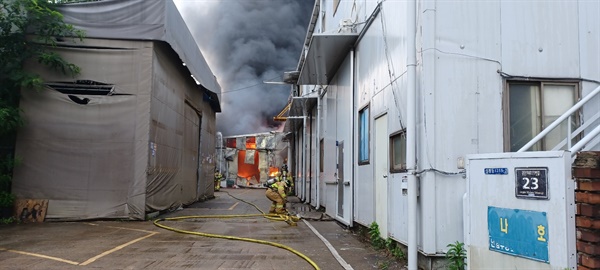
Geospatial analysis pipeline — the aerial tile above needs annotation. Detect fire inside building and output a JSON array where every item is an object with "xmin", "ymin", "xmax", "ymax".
[{"xmin": 217, "ymin": 132, "xmax": 288, "ymax": 188}]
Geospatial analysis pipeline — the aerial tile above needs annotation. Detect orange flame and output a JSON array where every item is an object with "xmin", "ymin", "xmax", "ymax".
[{"xmin": 268, "ymin": 167, "xmax": 279, "ymax": 177}]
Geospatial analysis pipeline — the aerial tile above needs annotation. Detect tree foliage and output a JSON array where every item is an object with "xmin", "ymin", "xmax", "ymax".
[
  {"xmin": 1, "ymin": 0, "xmax": 84, "ymax": 97},
  {"xmin": 0, "ymin": 0, "xmax": 84, "ymax": 209}
]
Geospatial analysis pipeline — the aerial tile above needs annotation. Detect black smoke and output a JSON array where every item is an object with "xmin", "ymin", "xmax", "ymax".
[{"xmin": 175, "ymin": 0, "xmax": 315, "ymax": 136}]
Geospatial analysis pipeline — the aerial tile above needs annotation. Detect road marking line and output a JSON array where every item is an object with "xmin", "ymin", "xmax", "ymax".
[
  {"xmin": 0, "ymin": 247, "xmax": 80, "ymax": 265},
  {"xmin": 83, "ymin": 222, "xmax": 157, "ymax": 234},
  {"xmin": 228, "ymin": 202, "xmax": 239, "ymax": 210},
  {"xmin": 79, "ymin": 232, "xmax": 158, "ymax": 266},
  {"xmin": 303, "ymin": 220, "xmax": 354, "ymax": 270},
  {"xmin": 103, "ymin": 225, "xmax": 158, "ymax": 234}
]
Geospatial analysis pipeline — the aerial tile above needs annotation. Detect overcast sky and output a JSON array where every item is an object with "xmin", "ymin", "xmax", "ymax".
[{"xmin": 174, "ymin": 0, "xmax": 315, "ymax": 137}]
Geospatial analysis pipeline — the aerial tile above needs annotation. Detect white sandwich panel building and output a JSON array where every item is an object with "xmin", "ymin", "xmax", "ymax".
[{"xmin": 286, "ymin": 0, "xmax": 599, "ymax": 268}]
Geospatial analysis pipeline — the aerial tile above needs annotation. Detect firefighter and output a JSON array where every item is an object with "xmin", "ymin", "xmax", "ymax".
[
  {"xmin": 280, "ymin": 170, "xmax": 294, "ymax": 195},
  {"xmin": 214, "ymin": 170, "xmax": 223, "ymax": 191},
  {"xmin": 266, "ymin": 173, "xmax": 287, "ymax": 214}
]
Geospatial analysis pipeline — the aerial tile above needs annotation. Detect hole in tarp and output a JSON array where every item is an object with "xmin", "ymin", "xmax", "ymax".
[
  {"xmin": 68, "ymin": 95, "xmax": 90, "ymax": 105},
  {"xmin": 46, "ymin": 80, "xmax": 114, "ymax": 95}
]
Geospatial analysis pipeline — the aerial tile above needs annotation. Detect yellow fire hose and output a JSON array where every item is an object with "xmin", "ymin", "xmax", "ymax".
[{"xmin": 153, "ymin": 191, "xmax": 320, "ymax": 270}]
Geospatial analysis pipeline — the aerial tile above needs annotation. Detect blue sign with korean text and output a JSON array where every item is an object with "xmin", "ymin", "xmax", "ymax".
[
  {"xmin": 484, "ymin": 168, "xmax": 508, "ymax": 175},
  {"xmin": 488, "ymin": 206, "xmax": 549, "ymax": 263}
]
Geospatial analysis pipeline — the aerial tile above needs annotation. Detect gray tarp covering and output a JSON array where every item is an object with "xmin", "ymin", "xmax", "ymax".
[
  {"xmin": 12, "ymin": 0, "xmax": 220, "ymax": 220},
  {"xmin": 14, "ymin": 40, "xmax": 152, "ymax": 219},
  {"xmin": 56, "ymin": 0, "xmax": 220, "ymax": 95}
]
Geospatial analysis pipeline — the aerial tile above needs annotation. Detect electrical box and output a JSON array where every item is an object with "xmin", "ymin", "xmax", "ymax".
[
  {"xmin": 401, "ymin": 175, "xmax": 408, "ymax": 195},
  {"xmin": 464, "ymin": 151, "xmax": 575, "ymax": 269}
]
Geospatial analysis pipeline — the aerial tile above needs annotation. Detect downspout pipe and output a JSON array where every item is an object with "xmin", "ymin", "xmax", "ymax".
[
  {"xmin": 407, "ymin": 0, "xmax": 418, "ymax": 269},
  {"xmin": 315, "ymin": 88, "xmax": 322, "ymax": 210},
  {"xmin": 288, "ymin": 138, "xmax": 293, "ymax": 192},
  {"xmin": 303, "ymin": 115, "xmax": 307, "ymax": 201},
  {"xmin": 350, "ymin": 48, "xmax": 356, "ymax": 227},
  {"xmin": 216, "ymin": 132, "xmax": 223, "ymax": 173}
]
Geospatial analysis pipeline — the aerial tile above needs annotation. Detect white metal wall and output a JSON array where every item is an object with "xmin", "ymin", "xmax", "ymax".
[
  {"xmin": 295, "ymin": 128, "xmax": 303, "ymax": 200},
  {"xmin": 354, "ymin": 0, "xmax": 412, "ymax": 240},
  {"xmin": 579, "ymin": 1, "xmax": 600, "ymax": 146},
  {"xmin": 309, "ymin": 109, "xmax": 317, "ymax": 207},
  {"xmin": 323, "ymin": 84, "xmax": 338, "ymax": 218},
  {"xmin": 421, "ymin": 0, "xmax": 504, "ymax": 253},
  {"xmin": 301, "ymin": 0, "xmax": 600, "ymax": 257},
  {"xmin": 337, "ymin": 54, "xmax": 354, "ymax": 224}
]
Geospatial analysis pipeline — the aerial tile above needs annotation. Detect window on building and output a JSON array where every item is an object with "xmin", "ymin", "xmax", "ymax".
[
  {"xmin": 320, "ymin": 139, "xmax": 324, "ymax": 172},
  {"xmin": 390, "ymin": 130, "xmax": 407, "ymax": 173},
  {"xmin": 359, "ymin": 105, "xmax": 370, "ymax": 164},
  {"xmin": 506, "ymin": 81, "xmax": 579, "ymax": 152}
]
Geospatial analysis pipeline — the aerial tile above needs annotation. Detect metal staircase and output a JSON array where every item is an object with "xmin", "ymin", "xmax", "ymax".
[{"xmin": 518, "ymin": 85, "xmax": 600, "ymax": 158}]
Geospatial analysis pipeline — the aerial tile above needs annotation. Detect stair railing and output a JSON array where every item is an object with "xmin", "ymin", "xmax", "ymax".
[{"xmin": 517, "ymin": 85, "xmax": 600, "ymax": 157}]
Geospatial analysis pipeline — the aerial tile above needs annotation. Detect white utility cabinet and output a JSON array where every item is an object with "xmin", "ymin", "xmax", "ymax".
[{"xmin": 464, "ymin": 151, "xmax": 576, "ymax": 269}]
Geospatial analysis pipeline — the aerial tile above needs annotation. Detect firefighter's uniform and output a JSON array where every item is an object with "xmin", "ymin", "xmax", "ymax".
[
  {"xmin": 279, "ymin": 171, "xmax": 294, "ymax": 195},
  {"xmin": 214, "ymin": 171, "xmax": 223, "ymax": 191},
  {"xmin": 266, "ymin": 177, "xmax": 287, "ymax": 214}
]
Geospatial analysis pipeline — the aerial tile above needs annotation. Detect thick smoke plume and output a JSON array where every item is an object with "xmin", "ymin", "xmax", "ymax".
[{"xmin": 175, "ymin": 0, "xmax": 314, "ymax": 136}]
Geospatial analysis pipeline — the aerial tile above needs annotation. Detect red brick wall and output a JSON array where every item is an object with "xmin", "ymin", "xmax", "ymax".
[{"xmin": 574, "ymin": 152, "xmax": 600, "ymax": 270}]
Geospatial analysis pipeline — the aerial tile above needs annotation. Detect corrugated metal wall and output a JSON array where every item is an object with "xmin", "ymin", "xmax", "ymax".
[{"xmin": 297, "ymin": 0, "xmax": 600, "ymax": 256}]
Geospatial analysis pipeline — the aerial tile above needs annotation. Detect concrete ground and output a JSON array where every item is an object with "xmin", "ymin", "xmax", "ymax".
[{"xmin": 0, "ymin": 188, "xmax": 407, "ymax": 270}]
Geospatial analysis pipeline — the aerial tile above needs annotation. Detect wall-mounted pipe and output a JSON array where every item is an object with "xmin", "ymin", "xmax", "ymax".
[
  {"xmin": 406, "ymin": 0, "xmax": 418, "ymax": 269},
  {"xmin": 315, "ymin": 88, "xmax": 322, "ymax": 210},
  {"xmin": 216, "ymin": 132, "xmax": 223, "ymax": 173},
  {"xmin": 303, "ymin": 115, "xmax": 307, "ymax": 201},
  {"xmin": 350, "ymin": 48, "xmax": 355, "ymax": 227}
]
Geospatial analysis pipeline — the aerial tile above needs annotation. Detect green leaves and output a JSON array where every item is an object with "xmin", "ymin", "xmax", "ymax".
[
  {"xmin": 0, "ymin": 0, "xmax": 85, "ymax": 210},
  {"xmin": 0, "ymin": 107, "xmax": 24, "ymax": 135},
  {"xmin": 368, "ymin": 222, "xmax": 406, "ymax": 269},
  {"xmin": 369, "ymin": 222, "xmax": 386, "ymax": 249},
  {"xmin": 0, "ymin": 0, "xmax": 84, "ymax": 133},
  {"xmin": 385, "ymin": 238, "xmax": 405, "ymax": 260},
  {"xmin": 446, "ymin": 241, "xmax": 467, "ymax": 270},
  {"xmin": 37, "ymin": 51, "xmax": 80, "ymax": 75},
  {"xmin": 0, "ymin": 191, "xmax": 15, "ymax": 207},
  {"xmin": 0, "ymin": 0, "xmax": 83, "ymax": 81}
]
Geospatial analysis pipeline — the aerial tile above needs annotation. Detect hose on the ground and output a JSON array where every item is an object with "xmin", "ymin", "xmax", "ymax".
[{"xmin": 153, "ymin": 191, "xmax": 320, "ymax": 270}]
